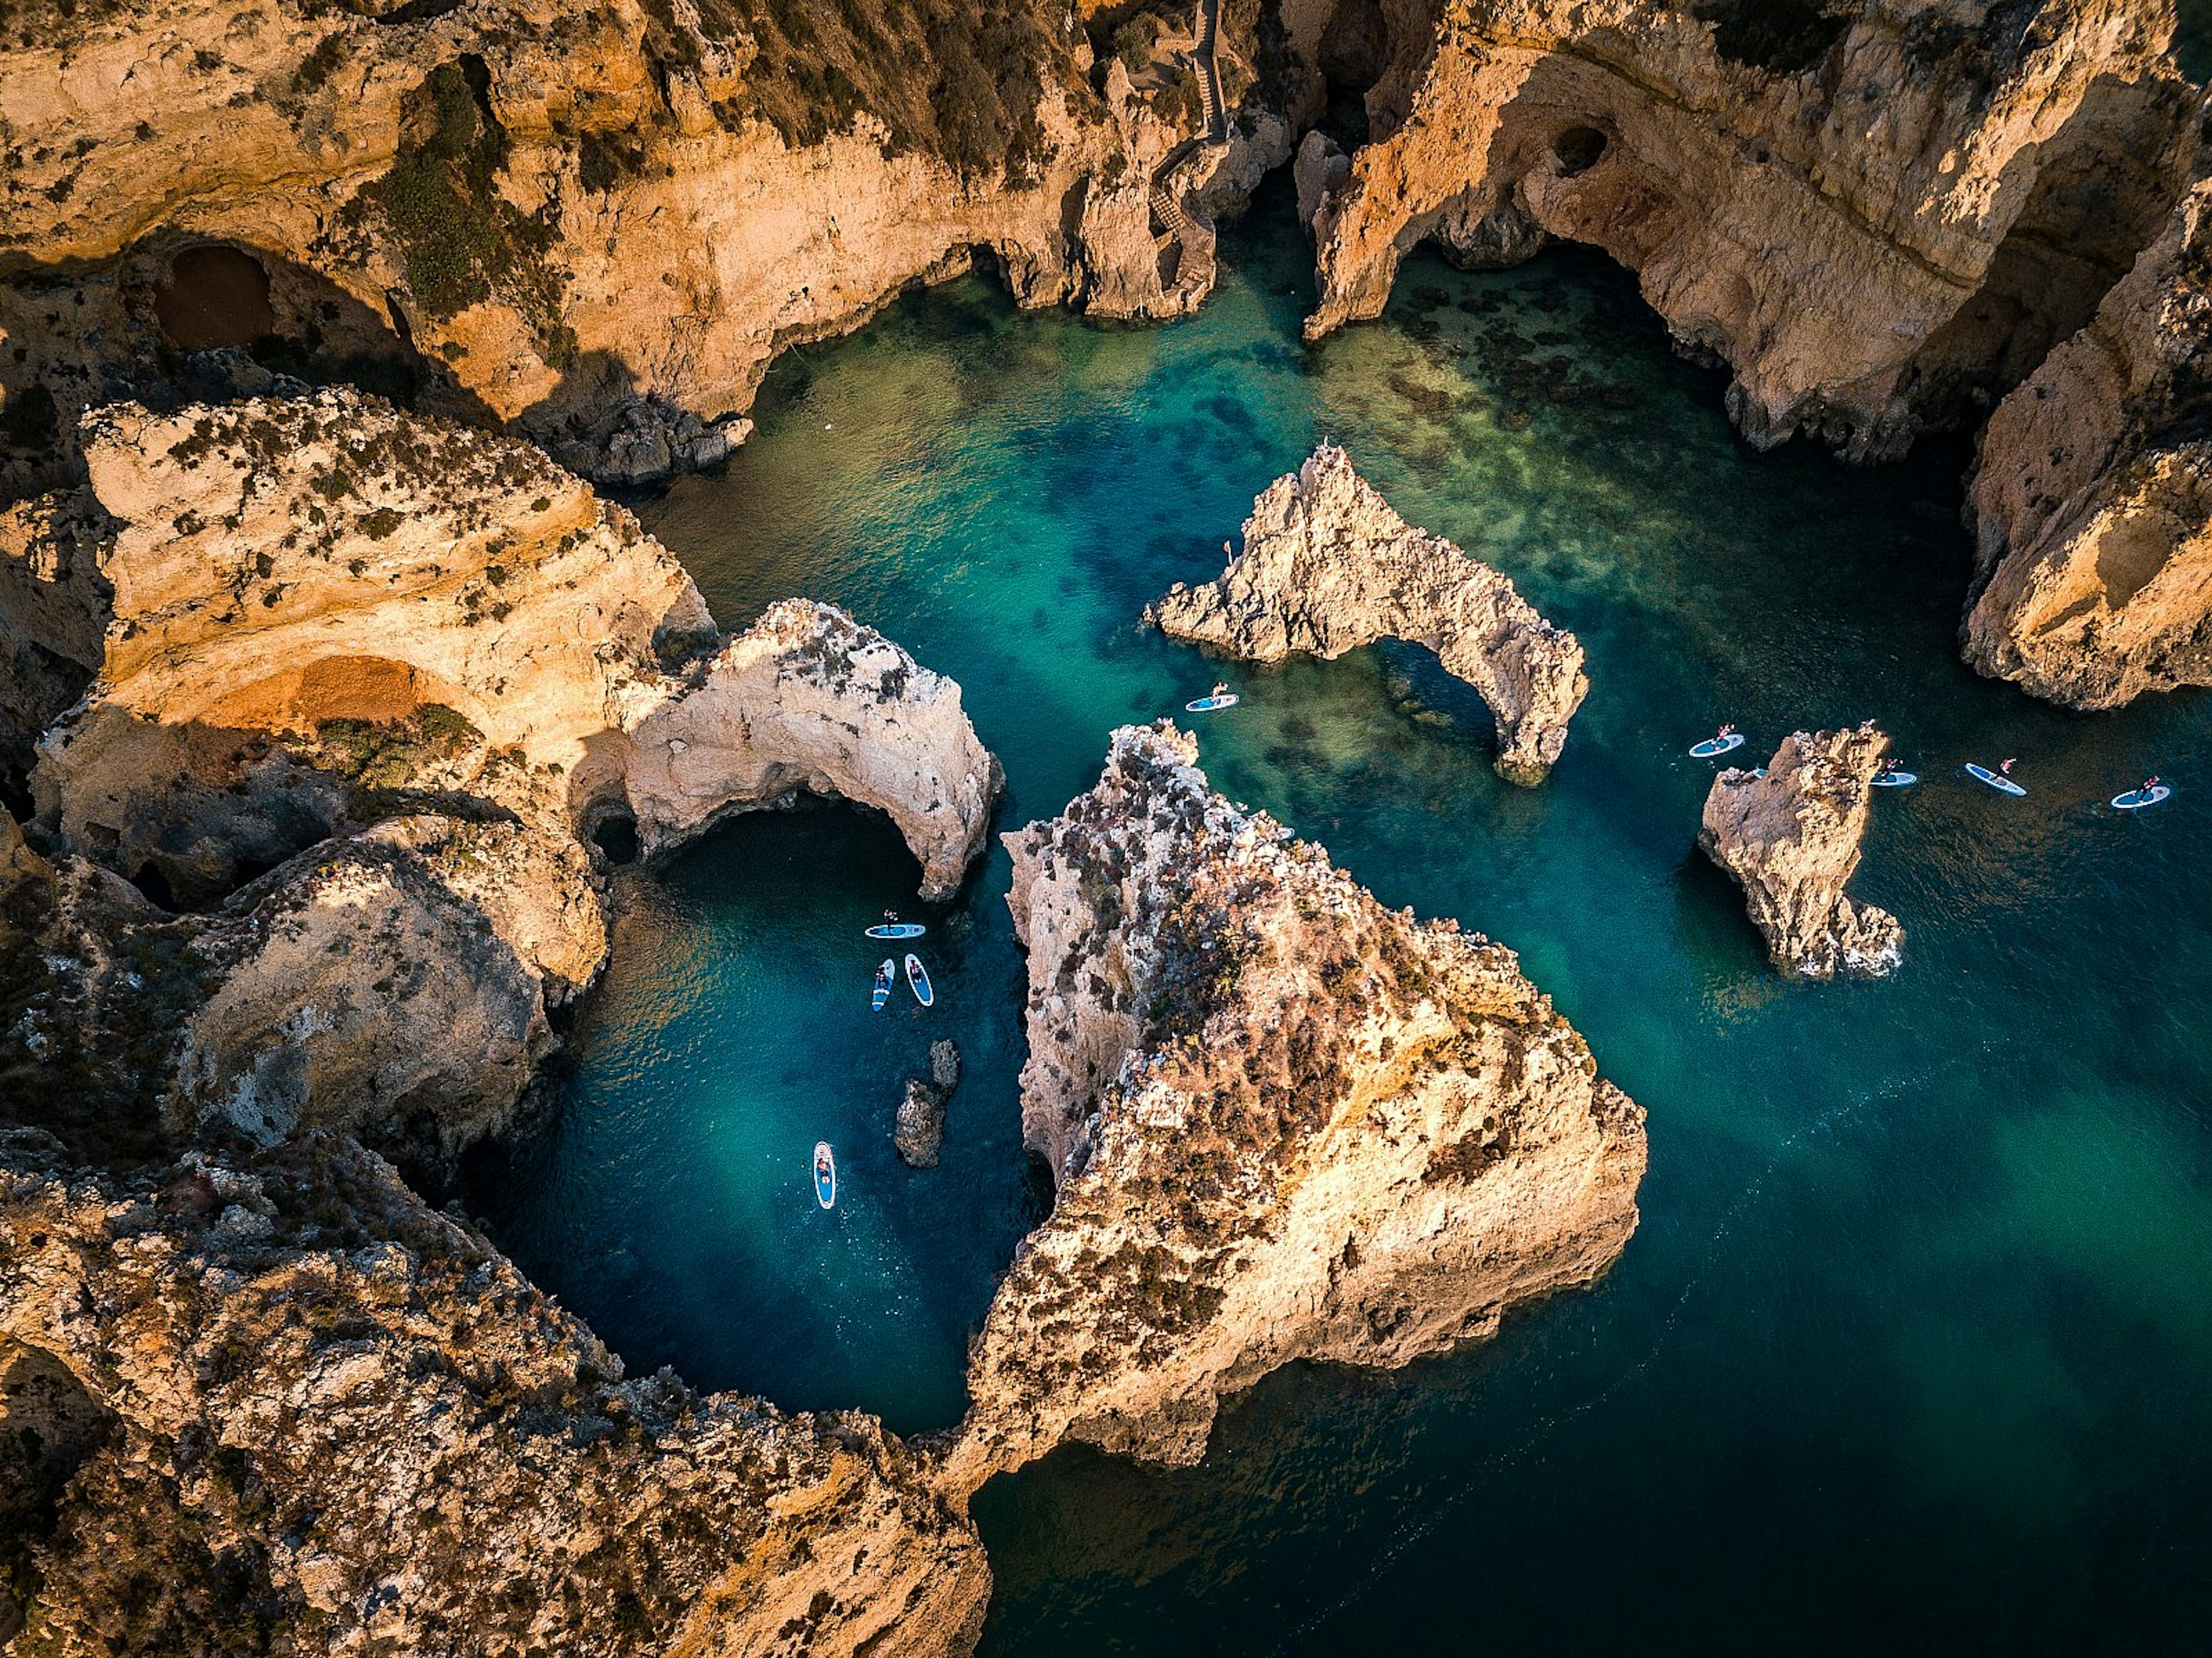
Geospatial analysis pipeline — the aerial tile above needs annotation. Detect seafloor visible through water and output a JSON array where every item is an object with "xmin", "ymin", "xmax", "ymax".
[{"xmin": 472, "ymin": 182, "xmax": 2212, "ymax": 1652}]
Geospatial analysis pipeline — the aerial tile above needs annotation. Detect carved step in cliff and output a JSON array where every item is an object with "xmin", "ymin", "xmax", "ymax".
[
  {"xmin": 1963, "ymin": 91, "xmax": 2212, "ymax": 710},
  {"xmin": 1146, "ymin": 443, "xmax": 1588, "ymax": 783},
  {"xmin": 941, "ymin": 723, "xmax": 1646, "ymax": 1494},
  {"xmin": 0, "ymin": 1132, "xmax": 990, "ymax": 1657},
  {"xmin": 1698, "ymin": 723, "xmax": 1903, "ymax": 980}
]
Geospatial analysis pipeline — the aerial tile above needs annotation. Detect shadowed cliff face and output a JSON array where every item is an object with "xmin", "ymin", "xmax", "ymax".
[{"xmin": 1304, "ymin": 0, "xmax": 2198, "ymax": 459}]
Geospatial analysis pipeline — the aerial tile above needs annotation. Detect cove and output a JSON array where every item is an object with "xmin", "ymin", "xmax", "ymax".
[{"xmin": 471, "ymin": 184, "xmax": 2212, "ymax": 1652}]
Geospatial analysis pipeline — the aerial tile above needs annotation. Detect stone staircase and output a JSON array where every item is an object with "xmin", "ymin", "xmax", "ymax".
[{"xmin": 1147, "ymin": 0, "xmax": 1230, "ymax": 292}]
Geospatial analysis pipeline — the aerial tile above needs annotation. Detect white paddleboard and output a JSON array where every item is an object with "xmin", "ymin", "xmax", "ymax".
[
  {"xmin": 865, "ymin": 923, "xmax": 926, "ymax": 940},
  {"xmin": 1965, "ymin": 763, "xmax": 2027, "ymax": 797},
  {"xmin": 871, "ymin": 959, "xmax": 895, "ymax": 1012},
  {"xmin": 2113, "ymin": 785, "xmax": 2172, "ymax": 811},
  {"xmin": 904, "ymin": 953, "xmax": 934, "ymax": 1008},
  {"xmin": 1872, "ymin": 771, "xmax": 1917, "ymax": 788},
  {"xmin": 1689, "ymin": 733, "xmax": 1746, "ymax": 758},
  {"xmin": 1185, "ymin": 694, "xmax": 1239, "ymax": 713},
  {"xmin": 813, "ymin": 1142, "xmax": 836, "ymax": 1210}
]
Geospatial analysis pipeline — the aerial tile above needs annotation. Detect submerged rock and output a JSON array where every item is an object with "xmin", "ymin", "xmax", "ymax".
[
  {"xmin": 1699, "ymin": 724, "xmax": 1903, "ymax": 980},
  {"xmin": 941, "ymin": 724, "xmax": 1646, "ymax": 1492},
  {"xmin": 0, "ymin": 1133, "xmax": 989, "ymax": 1656},
  {"xmin": 1145, "ymin": 443, "xmax": 1588, "ymax": 783},
  {"xmin": 895, "ymin": 1038, "xmax": 962, "ymax": 1169}
]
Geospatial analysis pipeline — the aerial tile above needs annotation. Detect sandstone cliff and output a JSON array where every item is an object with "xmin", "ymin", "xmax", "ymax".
[
  {"xmin": 0, "ymin": 1131, "xmax": 989, "ymax": 1657},
  {"xmin": 1698, "ymin": 722, "xmax": 1903, "ymax": 980},
  {"xmin": 0, "ymin": 0, "xmax": 1285, "ymax": 489},
  {"xmin": 941, "ymin": 723, "xmax": 1646, "ymax": 1492},
  {"xmin": 1962, "ymin": 90, "xmax": 2212, "ymax": 709},
  {"xmin": 7, "ymin": 391, "xmax": 998, "ymax": 1162},
  {"xmin": 1304, "ymin": 0, "xmax": 2196, "ymax": 459},
  {"xmin": 1147, "ymin": 442, "xmax": 1586, "ymax": 782}
]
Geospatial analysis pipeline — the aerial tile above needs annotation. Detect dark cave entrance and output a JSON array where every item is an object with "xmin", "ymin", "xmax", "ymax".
[
  {"xmin": 589, "ymin": 807, "xmax": 641, "ymax": 866},
  {"xmin": 153, "ymin": 244, "xmax": 276, "ymax": 352},
  {"xmin": 1552, "ymin": 126, "xmax": 1609, "ymax": 178},
  {"xmin": 1316, "ymin": 0, "xmax": 1389, "ymax": 149}
]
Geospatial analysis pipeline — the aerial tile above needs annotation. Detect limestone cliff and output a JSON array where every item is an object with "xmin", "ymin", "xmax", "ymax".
[
  {"xmin": 1147, "ymin": 442, "xmax": 1586, "ymax": 782},
  {"xmin": 1304, "ymin": 0, "xmax": 2196, "ymax": 459},
  {"xmin": 941, "ymin": 724, "xmax": 1646, "ymax": 1492},
  {"xmin": 1698, "ymin": 722, "xmax": 1903, "ymax": 979},
  {"xmin": 0, "ymin": 0, "xmax": 1285, "ymax": 488},
  {"xmin": 1963, "ymin": 92, "xmax": 2212, "ymax": 709},
  {"xmin": 0, "ymin": 1131, "xmax": 988, "ymax": 1657},
  {"xmin": 25, "ymin": 391, "xmax": 997, "ymax": 911}
]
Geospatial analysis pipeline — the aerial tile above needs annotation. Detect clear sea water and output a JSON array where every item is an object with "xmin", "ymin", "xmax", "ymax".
[{"xmin": 474, "ymin": 183, "xmax": 2212, "ymax": 1652}]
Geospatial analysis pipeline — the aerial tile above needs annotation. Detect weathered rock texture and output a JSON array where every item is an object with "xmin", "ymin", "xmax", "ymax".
[
  {"xmin": 1698, "ymin": 722, "xmax": 1903, "ymax": 979},
  {"xmin": 0, "ymin": 0, "xmax": 1290, "ymax": 489},
  {"xmin": 1305, "ymin": 0, "xmax": 2197, "ymax": 459},
  {"xmin": 895, "ymin": 1038, "xmax": 963, "ymax": 1169},
  {"xmin": 0, "ymin": 1131, "xmax": 990, "ymax": 1657},
  {"xmin": 1963, "ymin": 92, "xmax": 2212, "ymax": 708},
  {"xmin": 7, "ymin": 391, "xmax": 997, "ymax": 1162},
  {"xmin": 1147, "ymin": 442, "xmax": 1586, "ymax": 782},
  {"xmin": 941, "ymin": 724, "xmax": 1646, "ymax": 1492}
]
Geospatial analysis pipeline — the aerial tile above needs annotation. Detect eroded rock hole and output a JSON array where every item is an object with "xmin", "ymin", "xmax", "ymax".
[
  {"xmin": 153, "ymin": 245, "xmax": 275, "ymax": 351},
  {"xmin": 590, "ymin": 809, "xmax": 640, "ymax": 866},
  {"xmin": 1553, "ymin": 126, "xmax": 1608, "ymax": 177}
]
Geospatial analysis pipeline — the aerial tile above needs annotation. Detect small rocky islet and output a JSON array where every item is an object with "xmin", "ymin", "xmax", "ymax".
[{"xmin": 5, "ymin": 0, "xmax": 2211, "ymax": 1652}]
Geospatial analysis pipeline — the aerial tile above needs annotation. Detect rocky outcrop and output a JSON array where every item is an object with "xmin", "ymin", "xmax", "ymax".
[
  {"xmin": 0, "ymin": 0, "xmax": 1287, "ymax": 486},
  {"xmin": 1699, "ymin": 723, "xmax": 1903, "ymax": 979},
  {"xmin": 1304, "ymin": 0, "xmax": 2196, "ymax": 459},
  {"xmin": 619, "ymin": 601, "xmax": 1002, "ymax": 902},
  {"xmin": 24, "ymin": 392, "xmax": 996, "ymax": 910},
  {"xmin": 1146, "ymin": 443, "xmax": 1586, "ymax": 783},
  {"xmin": 1963, "ymin": 93, "xmax": 2212, "ymax": 709},
  {"xmin": 895, "ymin": 1038, "xmax": 963, "ymax": 1169},
  {"xmin": 941, "ymin": 724, "xmax": 1646, "ymax": 1492},
  {"xmin": 0, "ymin": 1131, "xmax": 989, "ymax": 1657},
  {"xmin": 7, "ymin": 391, "xmax": 997, "ymax": 1162}
]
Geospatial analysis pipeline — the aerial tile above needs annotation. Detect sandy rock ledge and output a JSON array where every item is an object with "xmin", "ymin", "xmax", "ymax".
[{"xmin": 1147, "ymin": 444, "xmax": 1587, "ymax": 783}]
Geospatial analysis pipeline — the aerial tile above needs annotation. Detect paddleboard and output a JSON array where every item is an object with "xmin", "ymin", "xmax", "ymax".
[
  {"xmin": 1871, "ymin": 771, "xmax": 1918, "ymax": 788},
  {"xmin": 904, "ymin": 953, "xmax": 934, "ymax": 1008},
  {"xmin": 1965, "ymin": 763, "xmax": 2027, "ymax": 797},
  {"xmin": 1185, "ymin": 694, "xmax": 1239, "ymax": 712},
  {"xmin": 1689, "ymin": 733, "xmax": 1746, "ymax": 758},
  {"xmin": 813, "ymin": 1142, "xmax": 836, "ymax": 1210},
  {"xmin": 2113, "ymin": 785, "xmax": 2172, "ymax": 811},
  {"xmin": 871, "ymin": 959, "xmax": 895, "ymax": 1012},
  {"xmin": 865, "ymin": 922, "xmax": 926, "ymax": 940}
]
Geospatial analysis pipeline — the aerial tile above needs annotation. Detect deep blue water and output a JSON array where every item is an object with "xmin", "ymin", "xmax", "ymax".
[{"xmin": 475, "ymin": 189, "xmax": 2212, "ymax": 1652}]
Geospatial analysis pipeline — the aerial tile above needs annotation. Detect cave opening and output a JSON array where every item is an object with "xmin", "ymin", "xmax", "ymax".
[
  {"xmin": 128, "ymin": 862, "xmax": 178, "ymax": 912},
  {"xmin": 1552, "ymin": 126, "xmax": 1608, "ymax": 177},
  {"xmin": 153, "ymin": 244, "xmax": 276, "ymax": 352},
  {"xmin": 589, "ymin": 808, "xmax": 641, "ymax": 866},
  {"xmin": 1315, "ymin": 0, "xmax": 1389, "ymax": 149}
]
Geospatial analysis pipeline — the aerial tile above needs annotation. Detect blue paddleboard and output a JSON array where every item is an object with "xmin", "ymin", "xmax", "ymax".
[
  {"xmin": 1965, "ymin": 763, "xmax": 2027, "ymax": 797},
  {"xmin": 813, "ymin": 1142, "xmax": 836, "ymax": 1210},
  {"xmin": 865, "ymin": 923, "xmax": 926, "ymax": 940},
  {"xmin": 1690, "ymin": 733, "xmax": 1746, "ymax": 758},
  {"xmin": 1185, "ymin": 694, "xmax": 1239, "ymax": 713},
  {"xmin": 871, "ymin": 959, "xmax": 895, "ymax": 1012},
  {"xmin": 904, "ymin": 953, "xmax": 934, "ymax": 1008},
  {"xmin": 2113, "ymin": 785, "xmax": 2172, "ymax": 811},
  {"xmin": 1872, "ymin": 771, "xmax": 1917, "ymax": 787}
]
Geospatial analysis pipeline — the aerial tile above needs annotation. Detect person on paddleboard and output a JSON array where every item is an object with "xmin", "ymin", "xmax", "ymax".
[
  {"xmin": 1211, "ymin": 682, "xmax": 1229, "ymax": 701},
  {"xmin": 2145, "ymin": 775, "xmax": 2162, "ymax": 793},
  {"xmin": 815, "ymin": 1147, "xmax": 834, "ymax": 1183},
  {"xmin": 2000, "ymin": 758, "xmax": 2017, "ymax": 775},
  {"xmin": 883, "ymin": 908, "xmax": 899, "ymax": 925}
]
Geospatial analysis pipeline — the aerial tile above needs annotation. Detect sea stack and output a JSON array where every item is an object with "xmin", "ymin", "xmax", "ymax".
[
  {"xmin": 895, "ymin": 1039, "xmax": 962, "ymax": 1168},
  {"xmin": 941, "ymin": 724, "xmax": 1646, "ymax": 1494},
  {"xmin": 1146, "ymin": 444, "xmax": 1588, "ymax": 784},
  {"xmin": 1699, "ymin": 724, "xmax": 1904, "ymax": 980}
]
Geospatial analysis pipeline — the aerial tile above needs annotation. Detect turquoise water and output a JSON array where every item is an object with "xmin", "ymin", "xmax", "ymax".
[{"xmin": 476, "ymin": 187, "xmax": 2212, "ymax": 1650}]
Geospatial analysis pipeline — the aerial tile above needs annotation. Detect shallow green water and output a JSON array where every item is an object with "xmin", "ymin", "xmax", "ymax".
[{"xmin": 476, "ymin": 188, "xmax": 2212, "ymax": 1651}]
